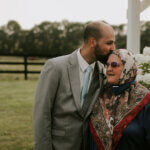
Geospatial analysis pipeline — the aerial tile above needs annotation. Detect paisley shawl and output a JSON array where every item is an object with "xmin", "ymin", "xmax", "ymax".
[{"xmin": 90, "ymin": 49, "xmax": 150, "ymax": 150}]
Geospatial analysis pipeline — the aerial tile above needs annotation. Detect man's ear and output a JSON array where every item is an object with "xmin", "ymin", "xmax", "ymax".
[{"xmin": 88, "ymin": 37, "xmax": 96, "ymax": 48}]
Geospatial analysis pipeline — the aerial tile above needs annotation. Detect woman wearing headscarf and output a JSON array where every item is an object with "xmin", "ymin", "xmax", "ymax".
[{"xmin": 89, "ymin": 49, "xmax": 150, "ymax": 150}]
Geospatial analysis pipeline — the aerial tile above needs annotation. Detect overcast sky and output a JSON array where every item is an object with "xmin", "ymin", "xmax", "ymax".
[{"xmin": 0, "ymin": 0, "xmax": 150, "ymax": 29}]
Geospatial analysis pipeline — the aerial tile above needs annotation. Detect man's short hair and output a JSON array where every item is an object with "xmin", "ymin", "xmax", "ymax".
[{"xmin": 83, "ymin": 22, "xmax": 104, "ymax": 43}]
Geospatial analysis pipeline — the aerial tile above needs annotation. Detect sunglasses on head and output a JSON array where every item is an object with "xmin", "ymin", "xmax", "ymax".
[{"xmin": 106, "ymin": 62, "xmax": 119, "ymax": 68}]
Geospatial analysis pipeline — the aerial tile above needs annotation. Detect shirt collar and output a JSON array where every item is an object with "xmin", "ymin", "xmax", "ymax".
[{"xmin": 77, "ymin": 48, "xmax": 95, "ymax": 72}]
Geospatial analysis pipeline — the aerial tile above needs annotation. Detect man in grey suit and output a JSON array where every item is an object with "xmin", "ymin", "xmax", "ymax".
[{"xmin": 33, "ymin": 21, "xmax": 115, "ymax": 150}]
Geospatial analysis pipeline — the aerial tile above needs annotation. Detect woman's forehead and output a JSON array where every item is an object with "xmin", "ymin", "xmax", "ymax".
[{"xmin": 108, "ymin": 54, "xmax": 121, "ymax": 62}]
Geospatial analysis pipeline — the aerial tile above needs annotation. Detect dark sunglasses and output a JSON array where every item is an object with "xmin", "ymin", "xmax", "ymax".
[{"xmin": 106, "ymin": 62, "xmax": 120, "ymax": 68}]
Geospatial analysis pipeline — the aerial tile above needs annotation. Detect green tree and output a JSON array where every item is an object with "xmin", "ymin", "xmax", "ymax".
[
  {"xmin": 6, "ymin": 20, "xmax": 22, "ymax": 54},
  {"xmin": 141, "ymin": 21, "xmax": 150, "ymax": 53},
  {"xmin": 23, "ymin": 21, "xmax": 64, "ymax": 56},
  {"xmin": 112, "ymin": 24, "xmax": 126, "ymax": 49},
  {"xmin": 0, "ymin": 29, "xmax": 9, "ymax": 54},
  {"xmin": 61, "ymin": 20, "xmax": 84, "ymax": 54}
]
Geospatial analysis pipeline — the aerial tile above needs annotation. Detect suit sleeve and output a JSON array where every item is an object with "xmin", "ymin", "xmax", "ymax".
[{"xmin": 33, "ymin": 60, "xmax": 59, "ymax": 150}]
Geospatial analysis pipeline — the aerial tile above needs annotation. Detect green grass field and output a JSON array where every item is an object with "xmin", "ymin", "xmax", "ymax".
[
  {"xmin": 0, "ymin": 79, "xmax": 38, "ymax": 150},
  {"xmin": 0, "ymin": 56, "xmax": 42, "ymax": 150}
]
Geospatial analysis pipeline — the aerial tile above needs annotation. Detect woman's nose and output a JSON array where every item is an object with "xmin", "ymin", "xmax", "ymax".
[{"xmin": 106, "ymin": 65, "xmax": 112, "ymax": 71}]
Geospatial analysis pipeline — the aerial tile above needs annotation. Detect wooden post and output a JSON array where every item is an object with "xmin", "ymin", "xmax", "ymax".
[
  {"xmin": 24, "ymin": 56, "xmax": 28, "ymax": 80},
  {"xmin": 127, "ymin": 0, "xmax": 150, "ymax": 54},
  {"xmin": 127, "ymin": 0, "xmax": 140, "ymax": 54}
]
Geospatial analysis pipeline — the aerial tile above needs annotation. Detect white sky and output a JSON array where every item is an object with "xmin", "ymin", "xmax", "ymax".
[{"xmin": 0, "ymin": 0, "xmax": 150, "ymax": 29}]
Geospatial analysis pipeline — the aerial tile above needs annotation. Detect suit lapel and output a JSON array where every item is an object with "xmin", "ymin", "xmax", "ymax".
[
  {"xmin": 82, "ymin": 62, "xmax": 104, "ymax": 119},
  {"xmin": 67, "ymin": 50, "xmax": 82, "ymax": 115},
  {"xmin": 68, "ymin": 53, "xmax": 104, "ymax": 118}
]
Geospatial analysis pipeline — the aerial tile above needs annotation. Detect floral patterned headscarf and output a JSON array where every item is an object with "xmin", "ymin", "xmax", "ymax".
[
  {"xmin": 90, "ymin": 49, "xmax": 149, "ymax": 150},
  {"xmin": 111, "ymin": 49, "xmax": 137, "ymax": 85}
]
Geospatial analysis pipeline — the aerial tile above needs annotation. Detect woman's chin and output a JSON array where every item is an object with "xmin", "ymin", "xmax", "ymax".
[{"xmin": 107, "ymin": 80, "xmax": 118, "ymax": 85}]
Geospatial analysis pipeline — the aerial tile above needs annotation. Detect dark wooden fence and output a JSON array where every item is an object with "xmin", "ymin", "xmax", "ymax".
[{"xmin": 0, "ymin": 54, "xmax": 58, "ymax": 80}]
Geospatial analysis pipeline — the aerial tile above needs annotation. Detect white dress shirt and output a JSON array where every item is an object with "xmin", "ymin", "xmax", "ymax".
[{"xmin": 77, "ymin": 49, "xmax": 95, "ymax": 95}]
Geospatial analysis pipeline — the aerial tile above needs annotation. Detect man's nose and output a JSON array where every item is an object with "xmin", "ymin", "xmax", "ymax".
[{"xmin": 110, "ymin": 43, "xmax": 115, "ymax": 50}]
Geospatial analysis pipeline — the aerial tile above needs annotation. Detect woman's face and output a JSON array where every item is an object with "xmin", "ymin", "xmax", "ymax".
[{"xmin": 106, "ymin": 54, "xmax": 124, "ymax": 85}]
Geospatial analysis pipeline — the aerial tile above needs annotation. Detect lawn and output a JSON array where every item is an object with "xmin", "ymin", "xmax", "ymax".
[{"xmin": 0, "ymin": 78, "xmax": 38, "ymax": 150}]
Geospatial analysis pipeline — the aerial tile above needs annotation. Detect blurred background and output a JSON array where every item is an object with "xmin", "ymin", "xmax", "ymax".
[{"xmin": 0, "ymin": 0, "xmax": 150, "ymax": 149}]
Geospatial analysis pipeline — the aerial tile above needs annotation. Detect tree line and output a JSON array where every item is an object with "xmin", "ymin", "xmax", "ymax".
[{"xmin": 0, "ymin": 20, "xmax": 150, "ymax": 56}]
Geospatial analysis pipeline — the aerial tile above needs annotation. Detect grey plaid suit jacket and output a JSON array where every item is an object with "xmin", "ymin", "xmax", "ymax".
[{"xmin": 33, "ymin": 49, "xmax": 104, "ymax": 150}]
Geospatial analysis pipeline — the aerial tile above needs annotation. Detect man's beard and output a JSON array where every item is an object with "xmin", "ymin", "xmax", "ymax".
[{"xmin": 94, "ymin": 45, "xmax": 113, "ymax": 64}]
